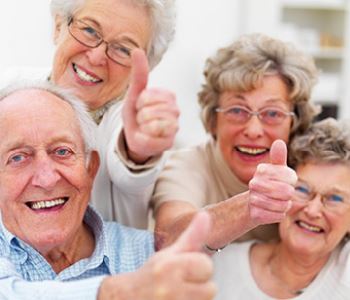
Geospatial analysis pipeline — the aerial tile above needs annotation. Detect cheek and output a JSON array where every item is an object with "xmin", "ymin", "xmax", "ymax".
[
  {"xmin": 106, "ymin": 66, "xmax": 131, "ymax": 93},
  {"xmin": 0, "ymin": 174, "xmax": 29, "ymax": 203},
  {"xmin": 272, "ymin": 121, "xmax": 292, "ymax": 142}
]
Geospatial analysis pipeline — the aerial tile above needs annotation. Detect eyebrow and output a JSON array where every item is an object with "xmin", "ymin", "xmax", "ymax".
[
  {"xmin": 233, "ymin": 94, "xmax": 287, "ymax": 103},
  {"xmin": 297, "ymin": 179, "xmax": 349, "ymax": 196},
  {"xmin": 2, "ymin": 135, "xmax": 80, "ymax": 153}
]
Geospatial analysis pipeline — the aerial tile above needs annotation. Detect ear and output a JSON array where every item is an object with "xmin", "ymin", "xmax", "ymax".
[
  {"xmin": 87, "ymin": 151, "xmax": 100, "ymax": 180},
  {"xmin": 53, "ymin": 15, "xmax": 64, "ymax": 45}
]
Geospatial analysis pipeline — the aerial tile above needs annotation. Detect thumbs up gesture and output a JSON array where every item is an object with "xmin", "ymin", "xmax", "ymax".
[
  {"xmin": 248, "ymin": 139, "xmax": 298, "ymax": 225},
  {"xmin": 122, "ymin": 49, "xmax": 179, "ymax": 163},
  {"xmin": 99, "ymin": 212, "xmax": 216, "ymax": 300}
]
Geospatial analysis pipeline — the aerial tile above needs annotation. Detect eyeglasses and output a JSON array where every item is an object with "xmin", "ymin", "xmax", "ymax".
[
  {"xmin": 293, "ymin": 181, "xmax": 350, "ymax": 211},
  {"xmin": 215, "ymin": 105, "xmax": 295, "ymax": 126},
  {"xmin": 68, "ymin": 18, "xmax": 137, "ymax": 67}
]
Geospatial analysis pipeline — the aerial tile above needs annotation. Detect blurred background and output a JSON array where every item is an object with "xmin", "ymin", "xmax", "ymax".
[{"xmin": 1, "ymin": 0, "xmax": 350, "ymax": 147}]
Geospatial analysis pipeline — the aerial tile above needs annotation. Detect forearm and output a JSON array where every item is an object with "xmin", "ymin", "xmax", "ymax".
[
  {"xmin": 155, "ymin": 192, "xmax": 256, "ymax": 250},
  {"xmin": 205, "ymin": 191, "xmax": 255, "ymax": 249},
  {"xmin": 0, "ymin": 276, "xmax": 104, "ymax": 300}
]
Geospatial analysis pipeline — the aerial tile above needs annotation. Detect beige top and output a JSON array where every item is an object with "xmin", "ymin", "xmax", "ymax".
[
  {"xmin": 213, "ymin": 241, "xmax": 350, "ymax": 300},
  {"xmin": 152, "ymin": 139, "xmax": 278, "ymax": 242}
]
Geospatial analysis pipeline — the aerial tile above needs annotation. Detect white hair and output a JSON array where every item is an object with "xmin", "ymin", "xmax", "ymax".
[
  {"xmin": 50, "ymin": 0, "xmax": 176, "ymax": 69},
  {"xmin": 0, "ymin": 80, "xmax": 97, "ymax": 154}
]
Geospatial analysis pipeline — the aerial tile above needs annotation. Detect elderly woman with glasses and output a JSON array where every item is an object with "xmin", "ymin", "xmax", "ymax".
[
  {"xmin": 152, "ymin": 33, "xmax": 319, "ymax": 250},
  {"xmin": 2, "ymin": 0, "xmax": 178, "ymax": 229},
  {"xmin": 213, "ymin": 118, "xmax": 350, "ymax": 299}
]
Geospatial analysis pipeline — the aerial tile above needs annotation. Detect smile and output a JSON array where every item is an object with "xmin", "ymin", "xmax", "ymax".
[
  {"xmin": 296, "ymin": 220, "xmax": 324, "ymax": 233},
  {"xmin": 26, "ymin": 197, "xmax": 69, "ymax": 211},
  {"xmin": 72, "ymin": 63, "xmax": 102, "ymax": 83},
  {"xmin": 235, "ymin": 146, "xmax": 269, "ymax": 156}
]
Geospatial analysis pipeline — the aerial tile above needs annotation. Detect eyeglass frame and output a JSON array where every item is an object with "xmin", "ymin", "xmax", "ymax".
[
  {"xmin": 293, "ymin": 180, "xmax": 350, "ymax": 210},
  {"xmin": 215, "ymin": 104, "xmax": 295, "ymax": 126},
  {"xmin": 67, "ymin": 17, "xmax": 137, "ymax": 67}
]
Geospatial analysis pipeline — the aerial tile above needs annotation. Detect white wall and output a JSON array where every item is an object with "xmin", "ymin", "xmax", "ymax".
[
  {"xmin": 0, "ymin": 1, "xmax": 241, "ymax": 148},
  {"xmin": 1, "ymin": 1, "xmax": 53, "ymax": 69}
]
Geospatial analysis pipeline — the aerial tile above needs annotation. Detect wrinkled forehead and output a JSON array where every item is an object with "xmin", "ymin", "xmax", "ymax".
[
  {"xmin": 0, "ymin": 88, "xmax": 76, "ymax": 123},
  {"xmin": 0, "ymin": 89, "xmax": 83, "ymax": 146}
]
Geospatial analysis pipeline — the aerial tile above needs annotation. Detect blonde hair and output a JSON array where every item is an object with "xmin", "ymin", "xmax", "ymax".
[
  {"xmin": 199, "ymin": 33, "xmax": 320, "ymax": 138},
  {"xmin": 288, "ymin": 118, "xmax": 350, "ymax": 168}
]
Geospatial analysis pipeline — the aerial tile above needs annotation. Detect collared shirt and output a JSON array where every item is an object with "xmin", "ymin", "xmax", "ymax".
[{"xmin": 0, "ymin": 206, "xmax": 154, "ymax": 299}]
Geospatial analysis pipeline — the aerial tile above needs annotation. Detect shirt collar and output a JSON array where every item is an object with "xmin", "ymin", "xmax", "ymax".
[{"xmin": 0, "ymin": 206, "xmax": 113, "ymax": 273}]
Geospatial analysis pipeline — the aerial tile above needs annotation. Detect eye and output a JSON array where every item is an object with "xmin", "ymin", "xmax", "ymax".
[
  {"xmin": 327, "ymin": 194, "xmax": 344, "ymax": 203},
  {"xmin": 226, "ymin": 106, "xmax": 248, "ymax": 116},
  {"xmin": 7, "ymin": 152, "xmax": 29, "ymax": 166},
  {"xmin": 295, "ymin": 185, "xmax": 310, "ymax": 197},
  {"xmin": 261, "ymin": 109, "xmax": 285, "ymax": 120},
  {"xmin": 82, "ymin": 25, "xmax": 99, "ymax": 38},
  {"xmin": 110, "ymin": 43, "xmax": 132, "ymax": 58},
  {"xmin": 9, "ymin": 154, "xmax": 25, "ymax": 163},
  {"xmin": 53, "ymin": 147, "xmax": 73, "ymax": 158}
]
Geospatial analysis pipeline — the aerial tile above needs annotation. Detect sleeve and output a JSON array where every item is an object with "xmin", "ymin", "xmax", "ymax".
[
  {"xmin": 93, "ymin": 102, "xmax": 168, "ymax": 227},
  {"xmin": 0, "ymin": 257, "xmax": 106, "ymax": 300},
  {"xmin": 108, "ymin": 128, "xmax": 168, "ymax": 191},
  {"xmin": 151, "ymin": 148, "xmax": 208, "ymax": 212}
]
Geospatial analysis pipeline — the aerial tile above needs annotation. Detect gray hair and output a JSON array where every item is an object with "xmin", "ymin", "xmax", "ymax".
[
  {"xmin": 199, "ymin": 33, "xmax": 320, "ymax": 139},
  {"xmin": 50, "ymin": 0, "xmax": 176, "ymax": 69},
  {"xmin": 288, "ymin": 118, "xmax": 350, "ymax": 168},
  {"xmin": 0, "ymin": 80, "xmax": 97, "ymax": 154}
]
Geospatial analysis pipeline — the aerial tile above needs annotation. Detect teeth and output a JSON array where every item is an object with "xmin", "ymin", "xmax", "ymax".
[
  {"xmin": 236, "ymin": 146, "xmax": 267, "ymax": 155},
  {"xmin": 30, "ymin": 198, "xmax": 66, "ymax": 210},
  {"xmin": 298, "ymin": 221, "xmax": 322, "ymax": 233},
  {"xmin": 73, "ymin": 64, "xmax": 101, "ymax": 83}
]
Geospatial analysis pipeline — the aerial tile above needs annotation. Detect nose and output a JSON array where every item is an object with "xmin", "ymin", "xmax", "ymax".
[
  {"xmin": 31, "ymin": 155, "xmax": 61, "ymax": 191},
  {"xmin": 86, "ymin": 43, "xmax": 108, "ymax": 66},
  {"xmin": 304, "ymin": 195, "xmax": 323, "ymax": 219},
  {"xmin": 243, "ymin": 115, "xmax": 264, "ymax": 139}
]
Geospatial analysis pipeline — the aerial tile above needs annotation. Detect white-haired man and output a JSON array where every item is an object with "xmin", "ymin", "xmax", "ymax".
[{"xmin": 0, "ymin": 82, "xmax": 215, "ymax": 300}]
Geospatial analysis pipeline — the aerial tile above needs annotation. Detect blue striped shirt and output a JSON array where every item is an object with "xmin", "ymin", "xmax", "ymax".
[{"xmin": 0, "ymin": 206, "xmax": 154, "ymax": 299}]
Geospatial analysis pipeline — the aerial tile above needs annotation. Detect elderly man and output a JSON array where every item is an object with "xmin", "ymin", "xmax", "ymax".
[{"xmin": 0, "ymin": 82, "xmax": 215, "ymax": 300}]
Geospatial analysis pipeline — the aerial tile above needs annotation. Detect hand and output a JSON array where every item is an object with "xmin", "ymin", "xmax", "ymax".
[
  {"xmin": 99, "ymin": 212, "xmax": 216, "ymax": 300},
  {"xmin": 248, "ymin": 139, "xmax": 298, "ymax": 225},
  {"xmin": 122, "ymin": 49, "xmax": 179, "ymax": 163}
]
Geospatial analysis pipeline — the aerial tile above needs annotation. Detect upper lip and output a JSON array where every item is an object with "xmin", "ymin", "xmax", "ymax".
[
  {"xmin": 235, "ymin": 145, "xmax": 269, "ymax": 153},
  {"xmin": 295, "ymin": 219, "xmax": 325, "ymax": 232},
  {"xmin": 25, "ymin": 196, "xmax": 69, "ymax": 205},
  {"xmin": 73, "ymin": 63, "xmax": 103, "ymax": 82}
]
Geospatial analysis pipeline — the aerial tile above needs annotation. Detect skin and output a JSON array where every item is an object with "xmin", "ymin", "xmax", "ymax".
[
  {"xmin": 52, "ymin": 0, "xmax": 151, "ymax": 109},
  {"xmin": 155, "ymin": 75, "xmax": 295, "ymax": 250},
  {"xmin": 98, "ymin": 212, "xmax": 216, "ymax": 300},
  {"xmin": 155, "ymin": 140, "xmax": 297, "ymax": 251},
  {"xmin": 0, "ymin": 89, "xmax": 99, "ymax": 273},
  {"xmin": 0, "ymin": 89, "xmax": 215, "ymax": 299},
  {"xmin": 52, "ymin": 0, "xmax": 179, "ymax": 163},
  {"xmin": 250, "ymin": 162, "xmax": 350, "ymax": 298},
  {"xmin": 215, "ymin": 75, "xmax": 292, "ymax": 184}
]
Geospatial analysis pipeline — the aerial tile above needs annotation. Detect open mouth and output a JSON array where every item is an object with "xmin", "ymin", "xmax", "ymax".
[
  {"xmin": 72, "ymin": 63, "xmax": 102, "ymax": 83},
  {"xmin": 296, "ymin": 220, "xmax": 324, "ymax": 233},
  {"xmin": 26, "ymin": 197, "xmax": 69, "ymax": 211},
  {"xmin": 235, "ymin": 146, "xmax": 269, "ymax": 156}
]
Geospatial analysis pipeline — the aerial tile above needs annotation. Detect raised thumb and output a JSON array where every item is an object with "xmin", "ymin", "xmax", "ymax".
[
  {"xmin": 125, "ymin": 48, "xmax": 149, "ymax": 110},
  {"xmin": 269, "ymin": 139, "xmax": 288, "ymax": 165},
  {"xmin": 167, "ymin": 211, "xmax": 211, "ymax": 254}
]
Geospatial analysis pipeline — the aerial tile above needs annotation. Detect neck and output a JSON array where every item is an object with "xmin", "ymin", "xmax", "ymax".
[
  {"xmin": 268, "ymin": 243, "xmax": 330, "ymax": 296},
  {"xmin": 43, "ymin": 222, "xmax": 95, "ymax": 274}
]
